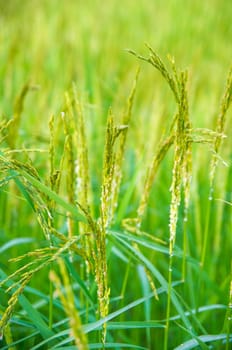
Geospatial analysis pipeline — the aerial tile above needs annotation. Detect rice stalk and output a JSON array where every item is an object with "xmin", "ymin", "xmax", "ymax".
[
  {"xmin": 110, "ymin": 68, "xmax": 139, "ymax": 218},
  {"xmin": 0, "ymin": 236, "xmax": 81, "ymax": 335},
  {"xmin": 144, "ymin": 267, "xmax": 159, "ymax": 300},
  {"xmin": 0, "ymin": 274, "xmax": 31, "ymax": 337},
  {"xmin": 0, "ymin": 154, "xmax": 53, "ymax": 241},
  {"xmin": 48, "ymin": 114, "xmax": 63, "ymax": 197},
  {"xmin": 1, "ymin": 323, "xmax": 15, "ymax": 350},
  {"xmin": 201, "ymin": 65, "xmax": 232, "ymax": 268},
  {"xmin": 48, "ymin": 112, "xmax": 58, "ymax": 326},
  {"xmin": 96, "ymin": 109, "xmax": 116, "ymax": 342},
  {"xmin": 88, "ymin": 107, "xmax": 134, "ymax": 342},
  {"xmin": 136, "ymin": 134, "xmax": 174, "ymax": 227},
  {"xmin": 210, "ymin": 65, "xmax": 232, "ymax": 188},
  {"xmin": 72, "ymin": 84, "xmax": 90, "ymax": 215},
  {"xmin": 165, "ymin": 70, "xmax": 191, "ymax": 350},
  {"xmin": 36, "ymin": 109, "xmax": 57, "ymax": 332},
  {"xmin": 100, "ymin": 109, "xmax": 117, "ymax": 229},
  {"xmin": 49, "ymin": 258, "xmax": 88, "ymax": 350},
  {"xmin": 72, "ymin": 85, "xmax": 93, "ymax": 266},
  {"xmin": 130, "ymin": 46, "xmax": 192, "ymax": 349},
  {"xmin": 61, "ymin": 107, "xmax": 75, "ymax": 239},
  {"xmin": 4, "ymin": 148, "xmax": 48, "ymax": 155},
  {"xmin": 47, "ymin": 111, "xmax": 69, "ymax": 278},
  {"xmin": 0, "ymin": 118, "xmax": 13, "ymax": 145},
  {"xmin": 7, "ymin": 83, "xmax": 38, "ymax": 149},
  {"xmin": 129, "ymin": 47, "xmax": 192, "ymax": 236},
  {"xmin": 49, "ymin": 114, "xmax": 57, "ymax": 195},
  {"xmin": 128, "ymin": 44, "xmax": 179, "ymax": 102}
]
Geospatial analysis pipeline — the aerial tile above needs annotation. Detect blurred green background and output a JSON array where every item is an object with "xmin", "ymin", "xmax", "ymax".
[
  {"xmin": 1, "ymin": 0, "xmax": 231, "ymax": 180},
  {"xmin": 1, "ymin": 0, "xmax": 231, "ymax": 113}
]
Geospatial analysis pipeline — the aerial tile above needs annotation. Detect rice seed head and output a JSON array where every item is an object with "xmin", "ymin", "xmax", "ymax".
[
  {"xmin": 137, "ymin": 134, "xmax": 174, "ymax": 225},
  {"xmin": 110, "ymin": 68, "xmax": 139, "ymax": 218},
  {"xmin": 72, "ymin": 86, "xmax": 90, "ymax": 211},
  {"xmin": 0, "ymin": 234, "xmax": 84, "ymax": 334},
  {"xmin": 130, "ymin": 46, "xmax": 193, "ymax": 239},
  {"xmin": 0, "ymin": 274, "xmax": 31, "ymax": 335},
  {"xmin": 100, "ymin": 109, "xmax": 116, "ymax": 228},
  {"xmin": 50, "ymin": 258, "xmax": 88, "ymax": 350},
  {"xmin": 169, "ymin": 70, "xmax": 191, "ymax": 252},
  {"xmin": 129, "ymin": 44, "xmax": 179, "ymax": 102},
  {"xmin": 61, "ymin": 108, "xmax": 75, "ymax": 207},
  {"xmin": 210, "ymin": 65, "xmax": 232, "ymax": 188},
  {"xmin": 7, "ymin": 82, "xmax": 38, "ymax": 149}
]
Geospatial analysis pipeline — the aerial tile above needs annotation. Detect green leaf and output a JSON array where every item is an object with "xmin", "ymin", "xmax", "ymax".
[
  {"xmin": 102, "ymin": 321, "xmax": 164, "ymax": 330},
  {"xmin": 161, "ymin": 304, "xmax": 227, "ymax": 322},
  {"xmin": 53, "ymin": 343, "xmax": 148, "ymax": 350},
  {"xmin": 18, "ymin": 296, "xmax": 54, "ymax": 338},
  {"xmin": 0, "ymin": 269, "xmax": 54, "ymax": 340},
  {"xmin": 12, "ymin": 172, "xmax": 36, "ymax": 211},
  {"xmin": 64, "ymin": 257, "xmax": 95, "ymax": 307},
  {"xmin": 112, "ymin": 234, "xmax": 194, "ymax": 333},
  {"xmin": 83, "ymin": 287, "xmax": 167, "ymax": 334},
  {"xmin": 138, "ymin": 265, "xmax": 152, "ymax": 345},
  {"xmin": 89, "ymin": 344, "xmax": 147, "ymax": 350},
  {"xmin": 30, "ymin": 285, "xmax": 169, "ymax": 349},
  {"xmin": 174, "ymin": 334, "xmax": 232, "ymax": 350},
  {"xmin": 0, "ymin": 331, "xmax": 39, "ymax": 350},
  {"xmin": 110, "ymin": 230, "xmax": 198, "ymax": 265},
  {"xmin": 0, "ymin": 152, "xmax": 87, "ymax": 224},
  {"xmin": 111, "ymin": 230, "xmax": 170, "ymax": 254},
  {"xmin": 0, "ymin": 238, "xmax": 34, "ymax": 253},
  {"xmin": 115, "ymin": 167, "xmax": 140, "ymax": 224},
  {"xmin": 16, "ymin": 169, "xmax": 87, "ymax": 223}
]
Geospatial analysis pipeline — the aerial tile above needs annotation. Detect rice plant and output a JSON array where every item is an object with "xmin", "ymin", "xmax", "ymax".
[{"xmin": 0, "ymin": 1, "xmax": 232, "ymax": 349}]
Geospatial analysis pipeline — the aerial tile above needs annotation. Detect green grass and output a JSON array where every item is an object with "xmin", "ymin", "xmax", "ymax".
[{"xmin": 0, "ymin": 0, "xmax": 232, "ymax": 349}]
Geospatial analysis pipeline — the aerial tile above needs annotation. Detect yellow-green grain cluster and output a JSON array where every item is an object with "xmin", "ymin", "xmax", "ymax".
[
  {"xmin": 50, "ymin": 259, "xmax": 88, "ymax": 350},
  {"xmin": 129, "ymin": 47, "xmax": 192, "ymax": 253},
  {"xmin": 210, "ymin": 65, "xmax": 232, "ymax": 189}
]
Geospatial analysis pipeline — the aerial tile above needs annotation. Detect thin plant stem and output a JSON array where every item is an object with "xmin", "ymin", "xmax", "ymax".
[
  {"xmin": 182, "ymin": 219, "xmax": 188, "ymax": 281},
  {"xmin": 164, "ymin": 250, "xmax": 173, "ymax": 350},
  {"xmin": 49, "ymin": 267, "xmax": 53, "ymax": 330},
  {"xmin": 197, "ymin": 195, "xmax": 212, "ymax": 310},
  {"xmin": 200, "ymin": 195, "xmax": 212, "ymax": 268}
]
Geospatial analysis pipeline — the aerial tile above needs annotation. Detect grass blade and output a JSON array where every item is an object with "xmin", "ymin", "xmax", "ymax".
[
  {"xmin": 0, "ymin": 238, "xmax": 34, "ymax": 254},
  {"xmin": 174, "ymin": 334, "xmax": 232, "ymax": 350},
  {"xmin": 0, "ymin": 269, "xmax": 54, "ymax": 340}
]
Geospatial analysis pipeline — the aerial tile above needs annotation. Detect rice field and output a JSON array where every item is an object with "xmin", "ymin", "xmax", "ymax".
[{"xmin": 0, "ymin": 1, "xmax": 232, "ymax": 349}]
